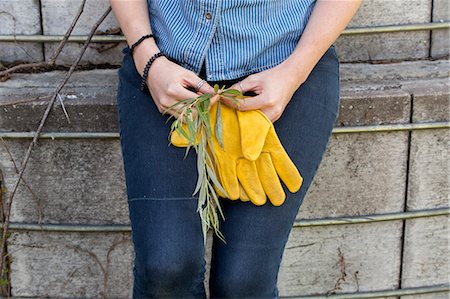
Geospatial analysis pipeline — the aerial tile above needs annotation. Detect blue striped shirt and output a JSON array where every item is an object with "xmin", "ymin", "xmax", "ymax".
[{"xmin": 148, "ymin": 0, "xmax": 317, "ymax": 81}]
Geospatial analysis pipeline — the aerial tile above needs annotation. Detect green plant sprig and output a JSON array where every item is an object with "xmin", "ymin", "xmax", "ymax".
[{"xmin": 163, "ymin": 84, "xmax": 247, "ymax": 245}]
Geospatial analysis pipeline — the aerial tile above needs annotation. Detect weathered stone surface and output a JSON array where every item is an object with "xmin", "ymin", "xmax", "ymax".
[
  {"xmin": 406, "ymin": 78, "xmax": 450, "ymax": 123},
  {"xmin": 8, "ymin": 231, "xmax": 133, "ymax": 298},
  {"xmin": 335, "ymin": 0, "xmax": 431, "ymax": 61},
  {"xmin": 278, "ymin": 221, "xmax": 403, "ymax": 297},
  {"xmin": 0, "ymin": 0, "xmax": 44, "ymax": 64},
  {"xmin": 348, "ymin": 0, "xmax": 430, "ymax": 26},
  {"xmin": 5, "ymin": 59, "xmax": 449, "ymax": 132},
  {"xmin": 401, "ymin": 216, "xmax": 449, "ymax": 290},
  {"xmin": 337, "ymin": 90, "xmax": 410, "ymax": 126},
  {"xmin": 299, "ymin": 132, "xmax": 409, "ymax": 220},
  {"xmin": 0, "ymin": 69, "xmax": 120, "ymax": 132},
  {"xmin": 1, "ymin": 139, "xmax": 129, "ymax": 224},
  {"xmin": 41, "ymin": 0, "xmax": 124, "ymax": 65},
  {"xmin": 339, "ymin": 59, "xmax": 449, "ymax": 83},
  {"xmin": 406, "ymin": 78, "xmax": 449, "ymax": 210},
  {"xmin": 407, "ymin": 130, "xmax": 450, "ymax": 210},
  {"xmin": 335, "ymin": 32, "xmax": 430, "ymax": 62},
  {"xmin": 431, "ymin": 0, "xmax": 450, "ymax": 58}
]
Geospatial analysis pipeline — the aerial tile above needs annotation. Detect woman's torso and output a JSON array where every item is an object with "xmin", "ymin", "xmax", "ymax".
[{"xmin": 148, "ymin": 0, "xmax": 317, "ymax": 81}]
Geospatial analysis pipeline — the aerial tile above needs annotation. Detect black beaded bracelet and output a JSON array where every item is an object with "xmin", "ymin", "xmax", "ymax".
[
  {"xmin": 140, "ymin": 52, "xmax": 165, "ymax": 92},
  {"xmin": 130, "ymin": 34, "xmax": 154, "ymax": 56}
]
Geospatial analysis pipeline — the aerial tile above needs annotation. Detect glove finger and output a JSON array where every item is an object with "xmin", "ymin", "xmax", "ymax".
[
  {"xmin": 266, "ymin": 128, "xmax": 303, "ymax": 192},
  {"xmin": 207, "ymin": 148, "xmax": 229, "ymax": 199},
  {"xmin": 215, "ymin": 154, "xmax": 240, "ymax": 200},
  {"xmin": 237, "ymin": 159, "xmax": 267, "ymax": 206},
  {"xmin": 170, "ymin": 122, "xmax": 201, "ymax": 147},
  {"xmin": 255, "ymin": 152, "xmax": 286, "ymax": 206},
  {"xmin": 213, "ymin": 183, "xmax": 227, "ymax": 198},
  {"xmin": 236, "ymin": 110, "xmax": 270, "ymax": 161},
  {"xmin": 170, "ymin": 123, "xmax": 190, "ymax": 147},
  {"xmin": 239, "ymin": 183, "xmax": 251, "ymax": 202}
]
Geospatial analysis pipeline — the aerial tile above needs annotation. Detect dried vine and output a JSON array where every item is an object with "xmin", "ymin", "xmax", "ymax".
[{"xmin": 0, "ymin": 3, "xmax": 112, "ymax": 289}]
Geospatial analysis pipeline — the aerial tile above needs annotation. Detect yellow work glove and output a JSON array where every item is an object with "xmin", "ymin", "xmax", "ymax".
[
  {"xmin": 170, "ymin": 101, "xmax": 303, "ymax": 206},
  {"xmin": 170, "ymin": 101, "xmax": 259, "ymax": 201},
  {"xmin": 237, "ymin": 108, "xmax": 303, "ymax": 205}
]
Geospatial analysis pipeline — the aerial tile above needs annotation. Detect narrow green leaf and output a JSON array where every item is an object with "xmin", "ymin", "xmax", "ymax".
[
  {"xmin": 214, "ymin": 101, "xmax": 224, "ymax": 149},
  {"xmin": 183, "ymin": 144, "xmax": 191, "ymax": 160},
  {"xmin": 193, "ymin": 137, "xmax": 205, "ymax": 195},
  {"xmin": 221, "ymin": 89, "xmax": 242, "ymax": 96},
  {"xmin": 205, "ymin": 161, "xmax": 228, "ymax": 198},
  {"xmin": 164, "ymin": 97, "xmax": 196, "ymax": 110},
  {"xmin": 187, "ymin": 117, "xmax": 196, "ymax": 145},
  {"xmin": 208, "ymin": 181, "xmax": 225, "ymax": 220},
  {"xmin": 176, "ymin": 126, "xmax": 190, "ymax": 141}
]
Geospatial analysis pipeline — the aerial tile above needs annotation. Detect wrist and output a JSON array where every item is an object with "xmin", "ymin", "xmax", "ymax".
[
  {"xmin": 133, "ymin": 39, "xmax": 161, "ymax": 76},
  {"xmin": 278, "ymin": 58, "xmax": 308, "ymax": 91},
  {"xmin": 140, "ymin": 52, "xmax": 166, "ymax": 92}
]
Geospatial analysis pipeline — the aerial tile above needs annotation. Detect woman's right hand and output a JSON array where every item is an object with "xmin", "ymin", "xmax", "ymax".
[{"xmin": 133, "ymin": 42, "xmax": 216, "ymax": 120}]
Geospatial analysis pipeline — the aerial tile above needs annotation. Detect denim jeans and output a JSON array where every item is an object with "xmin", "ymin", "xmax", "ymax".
[{"xmin": 116, "ymin": 44, "xmax": 340, "ymax": 298}]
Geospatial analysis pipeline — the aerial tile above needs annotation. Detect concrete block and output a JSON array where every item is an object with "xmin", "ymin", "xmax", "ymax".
[
  {"xmin": 299, "ymin": 132, "xmax": 409, "ymax": 220},
  {"xmin": 8, "ymin": 231, "xmax": 133, "ymax": 298},
  {"xmin": 407, "ymin": 80, "xmax": 450, "ymax": 123},
  {"xmin": 348, "ymin": 0, "xmax": 431, "ymax": 26},
  {"xmin": 278, "ymin": 221, "xmax": 403, "ymax": 297},
  {"xmin": 407, "ymin": 130, "xmax": 450, "ymax": 210},
  {"xmin": 339, "ymin": 59, "xmax": 449, "ymax": 83},
  {"xmin": 0, "ymin": 0, "xmax": 44, "ymax": 64},
  {"xmin": 0, "ymin": 139, "xmax": 129, "ymax": 224},
  {"xmin": 0, "ymin": 70, "xmax": 120, "ymax": 132},
  {"xmin": 337, "ymin": 89, "xmax": 410, "ymax": 126},
  {"xmin": 401, "ymin": 216, "xmax": 449, "ymax": 289},
  {"xmin": 406, "ymin": 79, "xmax": 449, "ymax": 210},
  {"xmin": 335, "ymin": 0, "xmax": 431, "ymax": 62},
  {"xmin": 335, "ymin": 32, "xmax": 430, "ymax": 62},
  {"xmin": 431, "ymin": 0, "xmax": 450, "ymax": 58},
  {"xmin": 41, "ymin": 0, "xmax": 124, "ymax": 65}
]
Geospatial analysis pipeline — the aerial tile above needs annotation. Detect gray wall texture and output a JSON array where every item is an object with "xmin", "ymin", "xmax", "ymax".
[{"xmin": 0, "ymin": 0, "xmax": 449, "ymax": 298}]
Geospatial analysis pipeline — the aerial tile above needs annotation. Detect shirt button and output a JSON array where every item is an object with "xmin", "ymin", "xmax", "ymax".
[{"xmin": 205, "ymin": 12, "xmax": 213, "ymax": 20}]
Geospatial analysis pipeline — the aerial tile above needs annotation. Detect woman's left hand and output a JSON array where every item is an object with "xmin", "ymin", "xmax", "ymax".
[{"xmin": 223, "ymin": 61, "xmax": 308, "ymax": 122}]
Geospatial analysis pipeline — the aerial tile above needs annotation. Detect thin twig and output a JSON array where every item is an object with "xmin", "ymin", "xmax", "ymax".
[
  {"xmin": 48, "ymin": 0, "xmax": 87, "ymax": 65},
  {"xmin": 0, "ymin": 95, "xmax": 52, "ymax": 106},
  {"xmin": 0, "ymin": 6, "xmax": 112, "ymax": 280}
]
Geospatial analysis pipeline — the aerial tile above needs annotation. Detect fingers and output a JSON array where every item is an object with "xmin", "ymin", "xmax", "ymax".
[
  {"xmin": 196, "ymin": 80, "xmax": 215, "ymax": 95},
  {"xmin": 219, "ymin": 78, "xmax": 255, "ymax": 109},
  {"xmin": 162, "ymin": 75, "xmax": 216, "ymax": 121}
]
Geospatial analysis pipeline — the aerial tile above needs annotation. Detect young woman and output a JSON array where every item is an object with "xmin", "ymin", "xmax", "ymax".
[{"xmin": 110, "ymin": 0, "xmax": 361, "ymax": 298}]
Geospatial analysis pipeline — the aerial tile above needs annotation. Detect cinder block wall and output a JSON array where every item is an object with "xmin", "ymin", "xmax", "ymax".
[{"xmin": 0, "ymin": 0, "xmax": 449, "ymax": 298}]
